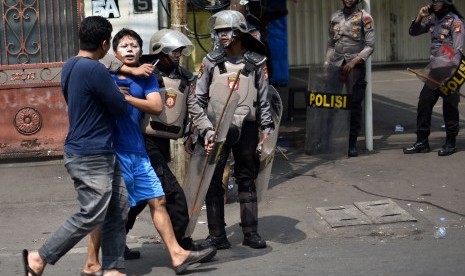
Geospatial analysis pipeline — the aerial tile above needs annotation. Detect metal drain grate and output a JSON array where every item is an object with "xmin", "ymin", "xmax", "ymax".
[
  {"xmin": 354, "ymin": 199, "xmax": 417, "ymax": 224},
  {"xmin": 315, "ymin": 199, "xmax": 417, "ymax": 227},
  {"xmin": 314, "ymin": 205, "xmax": 372, "ymax": 227}
]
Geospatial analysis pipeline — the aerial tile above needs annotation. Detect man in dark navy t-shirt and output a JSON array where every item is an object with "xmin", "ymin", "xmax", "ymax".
[{"xmin": 22, "ymin": 16, "xmax": 129, "ymax": 276}]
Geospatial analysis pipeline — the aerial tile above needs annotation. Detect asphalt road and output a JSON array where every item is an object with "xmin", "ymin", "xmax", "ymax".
[{"xmin": 2, "ymin": 68, "xmax": 465, "ymax": 275}]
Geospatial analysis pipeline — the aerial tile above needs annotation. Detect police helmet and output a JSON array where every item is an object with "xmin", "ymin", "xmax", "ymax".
[
  {"xmin": 149, "ymin": 29, "xmax": 194, "ymax": 56},
  {"xmin": 432, "ymin": 0, "xmax": 454, "ymax": 4},
  {"xmin": 207, "ymin": 10, "xmax": 249, "ymax": 33},
  {"xmin": 342, "ymin": 0, "xmax": 363, "ymax": 4}
]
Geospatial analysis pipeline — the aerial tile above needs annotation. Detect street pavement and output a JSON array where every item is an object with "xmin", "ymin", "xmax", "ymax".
[{"xmin": 2, "ymin": 68, "xmax": 465, "ymax": 275}]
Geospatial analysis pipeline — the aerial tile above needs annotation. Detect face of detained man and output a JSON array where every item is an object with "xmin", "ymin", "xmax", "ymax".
[{"xmin": 115, "ymin": 35, "xmax": 141, "ymax": 66}]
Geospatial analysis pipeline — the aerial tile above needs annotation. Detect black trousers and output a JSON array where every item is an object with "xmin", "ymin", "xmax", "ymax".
[
  {"xmin": 125, "ymin": 135, "xmax": 190, "ymax": 242},
  {"xmin": 326, "ymin": 63, "xmax": 367, "ymax": 145},
  {"xmin": 205, "ymin": 121, "xmax": 260, "ymax": 233},
  {"xmin": 416, "ymin": 84, "xmax": 460, "ymax": 140}
]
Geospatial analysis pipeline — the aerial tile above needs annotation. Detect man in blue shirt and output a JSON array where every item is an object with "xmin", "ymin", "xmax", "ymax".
[
  {"xmin": 22, "ymin": 16, "xmax": 129, "ymax": 276},
  {"xmin": 84, "ymin": 28, "xmax": 215, "ymax": 275}
]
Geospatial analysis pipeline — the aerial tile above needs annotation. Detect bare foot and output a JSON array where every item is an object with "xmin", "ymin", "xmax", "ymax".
[
  {"xmin": 82, "ymin": 262, "xmax": 102, "ymax": 275},
  {"xmin": 171, "ymin": 248, "xmax": 190, "ymax": 268},
  {"xmin": 26, "ymin": 251, "xmax": 46, "ymax": 276}
]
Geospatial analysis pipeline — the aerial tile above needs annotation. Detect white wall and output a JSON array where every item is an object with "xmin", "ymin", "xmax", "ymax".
[
  {"xmin": 287, "ymin": 0, "xmax": 465, "ymax": 67},
  {"xmin": 84, "ymin": 0, "xmax": 158, "ymax": 54}
]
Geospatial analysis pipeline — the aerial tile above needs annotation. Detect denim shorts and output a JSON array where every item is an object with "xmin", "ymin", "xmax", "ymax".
[{"xmin": 116, "ymin": 152, "xmax": 164, "ymax": 206}]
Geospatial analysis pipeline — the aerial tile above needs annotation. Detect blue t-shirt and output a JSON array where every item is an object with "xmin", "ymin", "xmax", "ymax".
[
  {"xmin": 62, "ymin": 57, "xmax": 126, "ymax": 154},
  {"xmin": 112, "ymin": 73, "xmax": 159, "ymax": 155}
]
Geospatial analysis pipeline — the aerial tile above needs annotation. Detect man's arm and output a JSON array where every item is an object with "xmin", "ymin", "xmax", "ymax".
[
  {"xmin": 256, "ymin": 64, "xmax": 274, "ymax": 132},
  {"xmin": 325, "ymin": 19, "xmax": 336, "ymax": 66},
  {"xmin": 358, "ymin": 12, "xmax": 375, "ymax": 61},
  {"xmin": 189, "ymin": 58, "xmax": 214, "ymax": 139},
  {"xmin": 92, "ymin": 64, "xmax": 127, "ymax": 116},
  {"xmin": 100, "ymin": 52, "xmax": 154, "ymax": 77},
  {"xmin": 124, "ymin": 74, "xmax": 162, "ymax": 115},
  {"xmin": 409, "ymin": 6, "xmax": 432, "ymax": 36}
]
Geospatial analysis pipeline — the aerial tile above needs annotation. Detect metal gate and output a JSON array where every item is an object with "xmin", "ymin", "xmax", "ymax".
[{"xmin": 0, "ymin": 0, "xmax": 83, "ymax": 159}]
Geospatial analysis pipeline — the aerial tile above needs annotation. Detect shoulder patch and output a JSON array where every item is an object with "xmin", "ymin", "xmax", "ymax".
[
  {"xmin": 363, "ymin": 15, "xmax": 372, "ymax": 24},
  {"xmin": 454, "ymin": 22, "xmax": 462, "ymax": 33},
  {"xmin": 197, "ymin": 63, "xmax": 205, "ymax": 79},
  {"xmin": 263, "ymin": 65, "xmax": 269, "ymax": 81}
]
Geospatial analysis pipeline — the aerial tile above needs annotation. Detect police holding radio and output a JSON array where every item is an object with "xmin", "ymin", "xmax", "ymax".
[{"xmin": 403, "ymin": 0, "xmax": 464, "ymax": 156}]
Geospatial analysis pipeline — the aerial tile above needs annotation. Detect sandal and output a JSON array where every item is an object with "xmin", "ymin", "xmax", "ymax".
[{"xmin": 22, "ymin": 249, "xmax": 39, "ymax": 276}]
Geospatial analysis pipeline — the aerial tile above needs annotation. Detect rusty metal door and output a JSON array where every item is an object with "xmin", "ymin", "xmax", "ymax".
[{"xmin": 0, "ymin": 0, "xmax": 83, "ymax": 159}]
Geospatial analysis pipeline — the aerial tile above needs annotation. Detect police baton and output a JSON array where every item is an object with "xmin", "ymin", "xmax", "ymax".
[{"xmin": 407, "ymin": 68, "xmax": 465, "ymax": 99}]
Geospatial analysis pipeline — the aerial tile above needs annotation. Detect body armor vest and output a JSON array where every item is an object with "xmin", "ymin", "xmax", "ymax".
[
  {"xmin": 141, "ymin": 75, "xmax": 188, "ymax": 139},
  {"xmin": 207, "ymin": 61, "xmax": 258, "ymax": 128}
]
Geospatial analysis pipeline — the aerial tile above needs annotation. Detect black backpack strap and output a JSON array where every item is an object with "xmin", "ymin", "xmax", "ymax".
[
  {"xmin": 178, "ymin": 66, "xmax": 194, "ymax": 92},
  {"xmin": 153, "ymin": 69, "xmax": 165, "ymax": 88},
  {"xmin": 207, "ymin": 49, "xmax": 227, "ymax": 74},
  {"xmin": 62, "ymin": 57, "xmax": 81, "ymax": 103},
  {"xmin": 242, "ymin": 51, "xmax": 266, "ymax": 77}
]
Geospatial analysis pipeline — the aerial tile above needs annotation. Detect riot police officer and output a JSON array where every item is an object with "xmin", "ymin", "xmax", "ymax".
[
  {"xmin": 403, "ymin": 0, "xmax": 464, "ymax": 156},
  {"xmin": 140, "ymin": 29, "xmax": 217, "ymax": 251},
  {"xmin": 190, "ymin": 10, "xmax": 274, "ymax": 249},
  {"xmin": 325, "ymin": 0, "xmax": 375, "ymax": 157}
]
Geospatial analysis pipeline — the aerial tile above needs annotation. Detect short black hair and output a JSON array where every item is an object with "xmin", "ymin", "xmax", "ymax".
[
  {"xmin": 79, "ymin": 16, "xmax": 113, "ymax": 51},
  {"xmin": 112, "ymin": 28, "xmax": 144, "ymax": 51}
]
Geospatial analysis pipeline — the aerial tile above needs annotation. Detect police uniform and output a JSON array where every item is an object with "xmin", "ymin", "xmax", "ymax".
[
  {"xmin": 325, "ymin": 7, "xmax": 375, "ymax": 152},
  {"xmin": 191, "ymin": 48, "xmax": 274, "ymax": 248},
  {"xmin": 142, "ymin": 63, "xmax": 195, "ymax": 248},
  {"xmin": 405, "ymin": 10, "xmax": 465, "ymax": 155}
]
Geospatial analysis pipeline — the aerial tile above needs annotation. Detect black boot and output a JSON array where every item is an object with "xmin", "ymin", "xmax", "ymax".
[
  {"xmin": 203, "ymin": 198, "xmax": 230, "ymax": 250},
  {"xmin": 438, "ymin": 136, "xmax": 456, "ymax": 156},
  {"xmin": 180, "ymin": 237, "xmax": 218, "ymax": 252},
  {"xmin": 124, "ymin": 245, "xmax": 140, "ymax": 260},
  {"xmin": 202, "ymin": 234, "xmax": 231, "ymax": 250},
  {"xmin": 403, "ymin": 140, "xmax": 430, "ymax": 154},
  {"xmin": 348, "ymin": 147, "xmax": 358, "ymax": 157},
  {"xmin": 243, "ymin": 232, "xmax": 267, "ymax": 249},
  {"xmin": 348, "ymin": 135, "xmax": 358, "ymax": 157},
  {"xmin": 239, "ymin": 191, "xmax": 267, "ymax": 249}
]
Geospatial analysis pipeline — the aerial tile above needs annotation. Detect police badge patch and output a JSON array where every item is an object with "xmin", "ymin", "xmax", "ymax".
[
  {"xmin": 228, "ymin": 77, "xmax": 240, "ymax": 90},
  {"xmin": 165, "ymin": 92, "xmax": 176, "ymax": 109}
]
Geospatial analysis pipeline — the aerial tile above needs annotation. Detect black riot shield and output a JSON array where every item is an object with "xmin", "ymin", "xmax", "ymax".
[{"xmin": 305, "ymin": 66, "xmax": 350, "ymax": 159}]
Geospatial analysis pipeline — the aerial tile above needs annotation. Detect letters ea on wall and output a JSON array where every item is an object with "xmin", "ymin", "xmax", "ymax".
[{"xmin": 92, "ymin": 0, "xmax": 120, "ymax": 18}]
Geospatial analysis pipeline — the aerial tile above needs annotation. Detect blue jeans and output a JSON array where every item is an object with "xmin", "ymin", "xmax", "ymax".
[{"xmin": 38, "ymin": 153, "xmax": 129, "ymax": 270}]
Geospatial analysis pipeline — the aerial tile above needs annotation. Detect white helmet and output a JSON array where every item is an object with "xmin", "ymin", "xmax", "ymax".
[
  {"xmin": 149, "ymin": 29, "xmax": 194, "ymax": 56},
  {"xmin": 208, "ymin": 10, "xmax": 248, "ymax": 33}
]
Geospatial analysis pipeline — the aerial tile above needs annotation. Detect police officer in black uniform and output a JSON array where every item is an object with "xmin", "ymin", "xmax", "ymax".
[{"xmin": 403, "ymin": 0, "xmax": 464, "ymax": 156}]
